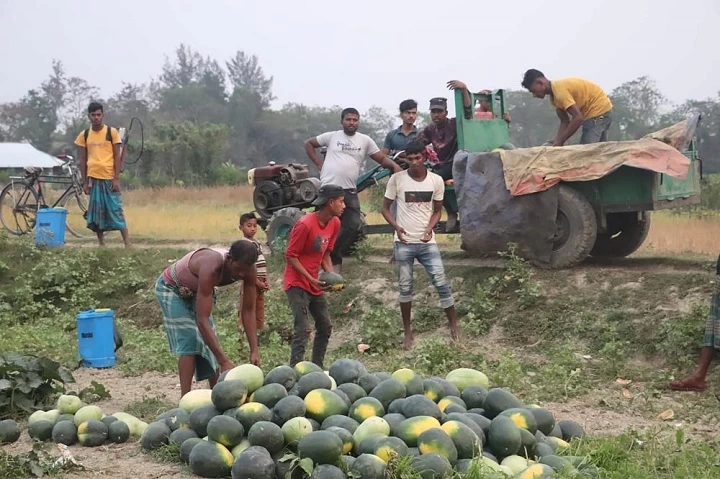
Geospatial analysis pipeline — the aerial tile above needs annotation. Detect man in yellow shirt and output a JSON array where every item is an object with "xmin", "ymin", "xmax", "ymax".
[
  {"xmin": 521, "ymin": 69, "xmax": 613, "ymax": 147},
  {"xmin": 74, "ymin": 102, "xmax": 130, "ymax": 247}
]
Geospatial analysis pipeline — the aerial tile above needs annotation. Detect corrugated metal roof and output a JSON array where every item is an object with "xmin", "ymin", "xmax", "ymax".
[{"xmin": 0, "ymin": 143, "xmax": 63, "ymax": 169}]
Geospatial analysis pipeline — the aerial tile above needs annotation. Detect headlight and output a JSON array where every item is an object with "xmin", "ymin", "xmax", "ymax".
[{"xmin": 247, "ymin": 168, "xmax": 256, "ymax": 186}]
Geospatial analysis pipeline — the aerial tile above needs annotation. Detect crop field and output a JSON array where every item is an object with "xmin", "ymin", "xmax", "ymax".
[{"xmin": 1, "ymin": 186, "xmax": 719, "ymax": 478}]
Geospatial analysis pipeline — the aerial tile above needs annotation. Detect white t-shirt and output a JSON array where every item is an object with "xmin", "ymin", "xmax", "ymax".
[
  {"xmin": 384, "ymin": 170, "xmax": 445, "ymax": 244},
  {"xmin": 316, "ymin": 131, "xmax": 380, "ymax": 189}
]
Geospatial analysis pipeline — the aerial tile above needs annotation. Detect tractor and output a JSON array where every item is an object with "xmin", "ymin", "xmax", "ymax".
[{"xmin": 248, "ymin": 89, "xmax": 702, "ymax": 268}]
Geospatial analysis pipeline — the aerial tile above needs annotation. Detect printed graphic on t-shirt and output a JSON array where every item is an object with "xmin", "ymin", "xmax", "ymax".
[
  {"xmin": 312, "ymin": 235, "xmax": 330, "ymax": 252},
  {"xmin": 337, "ymin": 141, "xmax": 362, "ymax": 153},
  {"xmin": 405, "ymin": 191, "xmax": 433, "ymax": 204}
]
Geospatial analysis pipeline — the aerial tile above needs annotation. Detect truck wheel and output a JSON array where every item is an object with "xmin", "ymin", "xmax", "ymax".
[
  {"xmin": 266, "ymin": 207, "xmax": 305, "ymax": 254},
  {"xmin": 590, "ymin": 212, "xmax": 651, "ymax": 258},
  {"xmin": 549, "ymin": 185, "xmax": 597, "ymax": 269}
]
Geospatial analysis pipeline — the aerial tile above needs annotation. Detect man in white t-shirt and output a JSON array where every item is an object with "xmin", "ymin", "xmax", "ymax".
[
  {"xmin": 305, "ymin": 107, "xmax": 401, "ymax": 273},
  {"xmin": 382, "ymin": 140, "xmax": 459, "ymax": 350}
]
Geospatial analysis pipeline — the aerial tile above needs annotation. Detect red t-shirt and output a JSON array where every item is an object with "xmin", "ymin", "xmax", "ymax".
[{"xmin": 283, "ymin": 213, "xmax": 341, "ymax": 295}]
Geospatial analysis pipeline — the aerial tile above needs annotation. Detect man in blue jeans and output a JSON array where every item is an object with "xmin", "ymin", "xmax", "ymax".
[{"xmin": 382, "ymin": 140, "xmax": 459, "ymax": 349}]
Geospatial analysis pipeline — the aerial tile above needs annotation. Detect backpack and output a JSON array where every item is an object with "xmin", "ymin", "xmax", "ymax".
[{"xmin": 83, "ymin": 125, "xmax": 117, "ymax": 151}]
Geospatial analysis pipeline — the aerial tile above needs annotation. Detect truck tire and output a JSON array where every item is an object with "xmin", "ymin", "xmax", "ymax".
[
  {"xmin": 590, "ymin": 212, "xmax": 651, "ymax": 258},
  {"xmin": 266, "ymin": 207, "xmax": 305, "ymax": 254},
  {"xmin": 549, "ymin": 185, "xmax": 597, "ymax": 269}
]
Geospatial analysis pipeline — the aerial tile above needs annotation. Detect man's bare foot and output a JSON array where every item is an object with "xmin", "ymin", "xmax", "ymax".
[
  {"xmin": 450, "ymin": 328, "xmax": 459, "ymax": 342},
  {"xmin": 402, "ymin": 335, "xmax": 414, "ymax": 350},
  {"xmin": 669, "ymin": 376, "xmax": 706, "ymax": 392}
]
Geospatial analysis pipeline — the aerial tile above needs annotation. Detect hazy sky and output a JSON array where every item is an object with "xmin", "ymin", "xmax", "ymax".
[{"xmin": 2, "ymin": 0, "xmax": 719, "ymax": 115}]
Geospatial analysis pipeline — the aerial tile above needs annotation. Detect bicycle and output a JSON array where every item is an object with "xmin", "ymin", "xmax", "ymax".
[{"xmin": 0, "ymin": 154, "xmax": 91, "ymax": 238}]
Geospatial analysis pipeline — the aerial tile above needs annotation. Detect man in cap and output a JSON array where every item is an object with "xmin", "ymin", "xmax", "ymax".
[
  {"xmin": 417, "ymin": 80, "xmax": 473, "ymax": 232},
  {"xmin": 305, "ymin": 108, "xmax": 402, "ymax": 273},
  {"xmin": 284, "ymin": 184, "xmax": 346, "ymax": 369}
]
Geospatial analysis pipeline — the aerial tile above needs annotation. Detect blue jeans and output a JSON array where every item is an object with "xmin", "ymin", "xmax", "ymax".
[
  {"xmin": 394, "ymin": 242, "xmax": 454, "ymax": 309},
  {"xmin": 580, "ymin": 109, "xmax": 612, "ymax": 144}
]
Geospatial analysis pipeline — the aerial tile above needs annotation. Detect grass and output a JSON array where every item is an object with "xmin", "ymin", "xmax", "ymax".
[{"xmin": 124, "ymin": 397, "xmax": 175, "ymax": 423}]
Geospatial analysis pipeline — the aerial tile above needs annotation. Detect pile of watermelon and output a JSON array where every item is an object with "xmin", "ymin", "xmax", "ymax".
[
  {"xmin": 0, "ymin": 394, "xmax": 148, "ymax": 448},
  {"xmin": 139, "ymin": 359, "xmax": 595, "ymax": 478}
]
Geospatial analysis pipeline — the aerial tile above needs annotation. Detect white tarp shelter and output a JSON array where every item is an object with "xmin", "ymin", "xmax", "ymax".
[{"xmin": 0, "ymin": 143, "xmax": 62, "ymax": 169}]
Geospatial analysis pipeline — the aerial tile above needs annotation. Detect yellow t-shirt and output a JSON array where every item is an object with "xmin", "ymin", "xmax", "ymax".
[
  {"xmin": 550, "ymin": 78, "xmax": 613, "ymax": 120},
  {"xmin": 74, "ymin": 125, "xmax": 121, "ymax": 180}
]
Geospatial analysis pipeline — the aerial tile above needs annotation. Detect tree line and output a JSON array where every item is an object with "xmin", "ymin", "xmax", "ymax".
[{"xmin": 1, "ymin": 44, "xmax": 718, "ymax": 188}]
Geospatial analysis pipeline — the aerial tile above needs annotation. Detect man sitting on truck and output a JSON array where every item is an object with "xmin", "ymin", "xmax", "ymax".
[
  {"xmin": 521, "ymin": 69, "xmax": 613, "ymax": 146},
  {"xmin": 417, "ymin": 80, "xmax": 473, "ymax": 232}
]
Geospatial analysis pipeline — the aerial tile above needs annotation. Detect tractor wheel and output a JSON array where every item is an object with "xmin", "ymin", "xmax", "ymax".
[
  {"xmin": 340, "ymin": 212, "xmax": 367, "ymax": 257},
  {"xmin": 548, "ymin": 185, "xmax": 597, "ymax": 269},
  {"xmin": 266, "ymin": 207, "xmax": 305, "ymax": 254},
  {"xmin": 590, "ymin": 212, "xmax": 651, "ymax": 258}
]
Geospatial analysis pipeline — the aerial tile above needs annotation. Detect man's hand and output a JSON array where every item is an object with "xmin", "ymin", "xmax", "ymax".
[
  {"xmin": 220, "ymin": 358, "xmax": 234, "ymax": 372},
  {"xmin": 421, "ymin": 229, "xmax": 433, "ymax": 243},
  {"xmin": 83, "ymin": 180, "xmax": 90, "ymax": 196},
  {"xmin": 111, "ymin": 178, "xmax": 121, "ymax": 192},
  {"xmin": 256, "ymin": 278, "xmax": 269, "ymax": 291},
  {"xmin": 395, "ymin": 226, "xmax": 409, "ymax": 244},
  {"xmin": 310, "ymin": 278, "xmax": 330, "ymax": 290},
  {"xmin": 552, "ymin": 140, "xmax": 565, "ymax": 147},
  {"xmin": 503, "ymin": 112, "xmax": 512, "ymax": 124},
  {"xmin": 447, "ymin": 80, "xmax": 468, "ymax": 91},
  {"xmin": 249, "ymin": 350, "xmax": 260, "ymax": 367}
]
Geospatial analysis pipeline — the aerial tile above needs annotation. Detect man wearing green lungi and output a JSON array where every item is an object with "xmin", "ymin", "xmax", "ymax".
[{"xmin": 157, "ymin": 240, "xmax": 260, "ymax": 396}]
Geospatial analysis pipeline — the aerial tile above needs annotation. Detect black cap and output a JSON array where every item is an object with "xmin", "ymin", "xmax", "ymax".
[
  {"xmin": 429, "ymin": 97, "xmax": 448, "ymax": 111},
  {"xmin": 312, "ymin": 184, "xmax": 345, "ymax": 206}
]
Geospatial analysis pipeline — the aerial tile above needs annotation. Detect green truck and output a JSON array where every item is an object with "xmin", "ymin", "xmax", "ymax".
[{"xmin": 249, "ymin": 89, "xmax": 702, "ymax": 269}]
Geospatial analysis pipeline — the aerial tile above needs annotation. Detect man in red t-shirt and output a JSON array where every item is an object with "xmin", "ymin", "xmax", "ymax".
[{"xmin": 284, "ymin": 184, "xmax": 345, "ymax": 368}]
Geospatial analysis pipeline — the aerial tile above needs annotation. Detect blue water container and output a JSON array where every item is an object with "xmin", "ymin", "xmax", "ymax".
[
  {"xmin": 77, "ymin": 309, "xmax": 116, "ymax": 368},
  {"xmin": 35, "ymin": 207, "xmax": 68, "ymax": 247}
]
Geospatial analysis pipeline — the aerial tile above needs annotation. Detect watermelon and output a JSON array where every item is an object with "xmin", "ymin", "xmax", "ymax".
[
  {"xmin": 28, "ymin": 420, "xmax": 53, "ymax": 441},
  {"xmin": 169, "ymin": 427, "xmax": 198, "ymax": 446},
  {"xmin": 179, "ymin": 389, "xmax": 213, "ymax": 412},
  {"xmin": 349, "ymin": 397, "xmax": 385, "ymax": 423},
  {"xmin": 325, "ymin": 426, "xmax": 354, "ymax": 455},
  {"xmin": 264, "ymin": 365, "xmax": 297, "ymax": 391},
  {"xmin": 394, "ymin": 416, "xmax": 441, "ymax": 447},
  {"xmin": 156, "ymin": 408, "xmax": 191, "ymax": 431},
  {"xmin": 235, "ymin": 402, "xmax": 273, "ymax": 431},
  {"xmin": 369, "ymin": 379, "xmax": 406, "ymax": 410},
  {"xmin": 294, "ymin": 361, "xmax": 324, "ymax": 378},
  {"xmin": 189, "ymin": 440, "xmax": 234, "ymax": 478},
  {"xmin": 180, "ymin": 437, "xmax": 203, "ymax": 464},
  {"xmin": 410, "ymin": 453, "xmax": 452, "ymax": 479},
  {"xmin": 374, "ymin": 435, "xmax": 409, "ymax": 462},
  {"xmin": 417, "ymin": 428, "xmax": 458, "ymax": 464},
  {"xmin": 488, "ymin": 416, "xmax": 521, "ymax": 457},
  {"xmin": 517, "ymin": 463, "xmax": 555, "ymax": 478},
  {"xmin": 140, "ymin": 421, "xmax": 170, "ymax": 451},
  {"xmin": 56, "ymin": 394, "xmax": 84, "ymax": 415},
  {"xmin": 0, "ymin": 420, "xmax": 21, "ymax": 444},
  {"xmin": 304, "ymin": 388, "xmax": 349, "ymax": 423},
  {"xmin": 358, "ymin": 374, "xmax": 381, "ymax": 394},
  {"xmin": 321, "ymin": 415, "xmax": 360, "ymax": 433},
  {"xmin": 445, "ymin": 368, "xmax": 490, "ymax": 392},
  {"xmin": 499, "ymin": 408, "xmax": 538, "ymax": 434},
  {"xmin": 74, "ymin": 405, "xmax": 103, "ymax": 427},
  {"xmin": 484, "ymin": 388, "xmax": 524, "ymax": 418},
  {"xmin": 207, "ymin": 415, "xmax": 244, "ymax": 448},
  {"xmin": 211, "ymin": 380, "xmax": 249, "ymax": 411},
  {"xmin": 248, "ymin": 421, "xmax": 284, "ymax": 454},
  {"xmin": 112, "ymin": 412, "xmax": 148, "ymax": 437},
  {"xmin": 250, "ymin": 383, "xmax": 288, "ymax": 409},
  {"xmin": 402, "ymin": 394, "xmax": 442, "ymax": 419},
  {"xmin": 319, "ymin": 271, "xmax": 345, "ymax": 291},
  {"xmin": 298, "ymin": 430, "xmax": 344, "ymax": 465},
  {"xmin": 352, "ymin": 417, "xmax": 390, "ymax": 448},
  {"xmin": 526, "ymin": 405, "xmax": 556, "ymax": 436},
  {"xmin": 332, "ymin": 388, "xmax": 352, "ymax": 407},
  {"xmin": 350, "ymin": 453, "xmax": 386, "ymax": 479},
  {"xmin": 383, "ymin": 413, "xmax": 406, "ymax": 434},
  {"xmin": 388, "ymin": 398, "xmax": 406, "ymax": 414},
  {"xmin": 282, "ymin": 416, "xmax": 314, "ymax": 447},
  {"xmin": 437, "ymin": 396, "xmax": 466, "ymax": 413},
  {"xmin": 558, "ymin": 419, "xmax": 586, "ymax": 441},
  {"xmin": 190, "ymin": 404, "xmax": 221, "ymax": 438},
  {"xmin": 501, "ymin": 454, "xmax": 529, "ymax": 474},
  {"xmin": 311, "ymin": 464, "xmax": 346, "ymax": 479},
  {"xmin": 29, "ymin": 409, "xmax": 60, "ymax": 426},
  {"xmin": 440, "ymin": 420, "xmax": 481, "ymax": 460},
  {"xmin": 329, "ymin": 358, "xmax": 367, "ymax": 385},
  {"xmin": 51, "ymin": 421, "xmax": 78, "ymax": 445},
  {"xmin": 225, "ymin": 364, "xmax": 264, "ymax": 394},
  {"xmin": 231, "ymin": 438, "xmax": 251, "ymax": 458},
  {"xmin": 298, "ymin": 371, "xmax": 333, "ymax": 397},
  {"xmin": 461, "ymin": 386, "xmax": 488, "ymax": 410},
  {"xmin": 272, "ymin": 395, "xmax": 306, "ymax": 426},
  {"xmin": 422, "ymin": 379, "xmax": 445, "ymax": 403},
  {"xmin": 391, "ymin": 368, "xmax": 424, "ymax": 396},
  {"xmin": 337, "ymin": 383, "xmax": 367, "ymax": 404},
  {"xmin": 78, "ymin": 419, "xmax": 109, "ymax": 447}
]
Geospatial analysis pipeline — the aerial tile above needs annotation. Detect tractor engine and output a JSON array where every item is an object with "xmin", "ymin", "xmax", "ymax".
[{"xmin": 248, "ymin": 163, "xmax": 320, "ymax": 220}]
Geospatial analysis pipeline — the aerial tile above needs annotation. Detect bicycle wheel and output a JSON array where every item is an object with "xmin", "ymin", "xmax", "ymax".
[
  {"xmin": 0, "ymin": 181, "xmax": 40, "ymax": 236},
  {"xmin": 59, "ymin": 188, "xmax": 92, "ymax": 239}
]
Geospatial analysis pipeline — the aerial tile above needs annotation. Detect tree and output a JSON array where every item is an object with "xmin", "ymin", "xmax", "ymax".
[
  {"xmin": 226, "ymin": 51, "xmax": 275, "ymax": 108},
  {"xmin": 0, "ymin": 89, "xmax": 58, "ymax": 152},
  {"xmin": 609, "ymin": 76, "xmax": 667, "ymax": 140}
]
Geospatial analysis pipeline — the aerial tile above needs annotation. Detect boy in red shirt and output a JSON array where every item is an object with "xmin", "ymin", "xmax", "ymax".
[{"xmin": 284, "ymin": 184, "xmax": 345, "ymax": 368}]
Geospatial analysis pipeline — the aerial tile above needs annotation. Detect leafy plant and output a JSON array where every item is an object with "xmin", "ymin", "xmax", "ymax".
[
  {"xmin": 0, "ymin": 442, "xmax": 82, "ymax": 478},
  {"xmin": 360, "ymin": 304, "xmax": 401, "ymax": 354},
  {"xmin": 0, "ymin": 353, "xmax": 74, "ymax": 419},
  {"xmin": 76, "ymin": 381, "xmax": 111, "ymax": 404}
]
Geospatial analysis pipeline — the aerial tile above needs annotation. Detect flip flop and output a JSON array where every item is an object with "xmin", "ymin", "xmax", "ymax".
[{"xmin": 668, "ymin": 380, "xmax": 706, "ymax": 392}]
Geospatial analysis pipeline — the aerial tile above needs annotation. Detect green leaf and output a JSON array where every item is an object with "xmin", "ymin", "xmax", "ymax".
[
  {"xmin": 0, "ymin": 378, "xmax": 12, "ymax": 391},
  {"xmin": 299, "ymin": 457, "xmax": 314, "ymax": 476}
]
